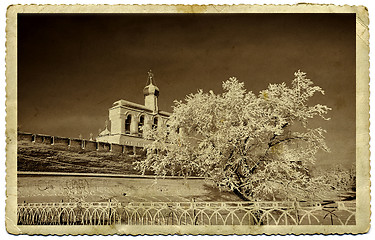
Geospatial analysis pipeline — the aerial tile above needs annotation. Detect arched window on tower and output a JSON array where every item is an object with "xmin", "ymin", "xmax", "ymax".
[
  {"xmin": 138, "ymin": 115, "xmax": 145, "ymax": 136},
  {"xmin": 153, "ymin": 117, "xmax": 158, "ymax": 129},
  {"xmin": 125, "ymin": 115, "xmax": 131, "ymax": 134}
]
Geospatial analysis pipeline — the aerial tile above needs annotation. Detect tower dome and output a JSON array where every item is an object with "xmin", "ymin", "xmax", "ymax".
[{"xmin": 143, "ymin": 70, "xmax": 159, "ymax": 112}]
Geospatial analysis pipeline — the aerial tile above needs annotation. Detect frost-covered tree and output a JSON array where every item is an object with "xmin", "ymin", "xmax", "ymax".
[
  {"xmin": 314, "ymin": 164, "xmax": 356, "ymax": 193},
  {"xmin": 138, "ymin": 70, "xmax": 331, "ymax": 201}
]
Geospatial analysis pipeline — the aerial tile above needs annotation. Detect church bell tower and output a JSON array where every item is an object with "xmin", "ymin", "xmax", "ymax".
[{"xmin": 143, "ymin": 70, "xmax": 159, "ymax": 113}]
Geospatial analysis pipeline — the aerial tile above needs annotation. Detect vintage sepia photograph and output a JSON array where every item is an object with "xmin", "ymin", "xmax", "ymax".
[{"xmin": 5, "ymin": 4, "xmax": 370, "ymax": 235}]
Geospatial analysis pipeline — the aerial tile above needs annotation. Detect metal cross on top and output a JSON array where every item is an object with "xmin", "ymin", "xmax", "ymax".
[{"xmin": 148, "ymin": 69, "xmax": 154, "ymax": 84}]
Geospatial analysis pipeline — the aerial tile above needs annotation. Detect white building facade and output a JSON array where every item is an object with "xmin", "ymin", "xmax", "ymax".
[{"xmin": 97, "ymin": 71, "xmax": 171, "ymax": 147}]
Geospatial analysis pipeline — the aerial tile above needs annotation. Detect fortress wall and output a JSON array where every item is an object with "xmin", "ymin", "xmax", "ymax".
[
  {"xmin": 97, "ymin": 142, "xmax": 111, "ymax": 152},
  {"xmin": 125, "ymin": 145, "xmax": 134, "ymax": 155},
  {"xmin": 18, "ymin": 132, "xmax": 33, "ymax": 142},
  {"xmin": 54, "ymin": 136, "xmax": 70, "ymax": 146},
  {"xmin": 43, "ymin": 136, "xmax": 54, "ymax": 145},
  {"xmin": 33, "ymin": 134, "xmax": 54, "ymax": 145},
  {"xmin": 34, "ymin": 134, "xmax": 45, "ymax": 143},
  {"xmin": 135, "ymin": 147, "xmax": 145, "ymax": 156},
  {"xmin": 112, "ymin": 144, "xmax": 124, "ymax": 153},
  {"xmin": 85, "ymin": 141, "xmax": 97, "ymax": 151},
  {"xmin": 69, "ymin": 138, "xmax": 84, "ymax": 150},
  {"xmin": 17, "ymin": 132, "xmax": 146, "ymax": 155}
]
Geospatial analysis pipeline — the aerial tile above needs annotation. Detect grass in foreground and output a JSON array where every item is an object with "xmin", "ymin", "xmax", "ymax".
[{"xmin": 17, "ymin": 140, "xmax": 149, "ymax": 175}]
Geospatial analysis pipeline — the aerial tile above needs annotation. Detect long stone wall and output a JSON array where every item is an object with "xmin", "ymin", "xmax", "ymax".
[{"xmin": 17, "ymin": 132, "xmax": 144, "ymax": 155}]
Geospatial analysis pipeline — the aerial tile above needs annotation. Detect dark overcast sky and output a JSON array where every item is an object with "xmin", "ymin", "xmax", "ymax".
[{"xmin": 17, "ymin": 13, "xmax": 356, "ymax": 168}]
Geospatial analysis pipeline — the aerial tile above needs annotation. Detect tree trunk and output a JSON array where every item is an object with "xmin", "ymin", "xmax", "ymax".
[
  {"xmin": 233, "ymin": 188, "xmax": 252, "ymax": 201},
  {"xmin": 232, "ymin": 188, "xmax": 258, "ymax": 225}
]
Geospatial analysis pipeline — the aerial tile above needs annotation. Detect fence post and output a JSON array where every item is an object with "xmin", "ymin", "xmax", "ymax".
[
  {"xmin": 108, "ymin": 199, "xmax": 111, "ymax": 225},
  {"xmin": 294, "ymin": 201, "xmax": 300, "ymax": 225},
  {"xmin": 192, "ymin": 198, "xmax": 197, "ymax": 225}
]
